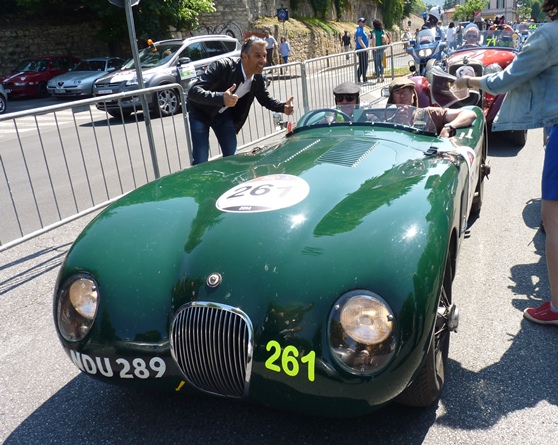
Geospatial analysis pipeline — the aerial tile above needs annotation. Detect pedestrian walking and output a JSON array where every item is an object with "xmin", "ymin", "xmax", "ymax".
[
  {"xmin": 264, "ymin": 30, "xmax": 279, "ymax": 66},
  {"xmin": 279, "ymin": 36, "xmax": 291, "ymax": 64},
  {"xmin": 342, "ymin": 30, "xmax": 351, "ymax": 60}
]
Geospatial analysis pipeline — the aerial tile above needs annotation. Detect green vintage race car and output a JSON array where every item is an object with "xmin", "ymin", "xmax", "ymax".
[{"xmin": 53, "ymin": 104, "xmax": 488, "ymax": 417}]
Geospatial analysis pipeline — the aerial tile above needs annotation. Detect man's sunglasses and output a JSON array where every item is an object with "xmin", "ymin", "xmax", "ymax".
[
  {"xmin": 465, "ymin": 33, "xmax": 478, "ymax": 38},
  {"xmin": 335, "ymin": 94, "xmax": 358, "ymax": 102}
]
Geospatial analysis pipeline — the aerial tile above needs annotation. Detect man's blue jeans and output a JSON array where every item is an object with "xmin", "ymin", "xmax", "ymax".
[{"xmin": 189, "ymin": 111, "xmax": 237, "ymax": 165}]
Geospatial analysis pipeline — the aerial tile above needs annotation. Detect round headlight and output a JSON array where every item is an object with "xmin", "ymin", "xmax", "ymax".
[
  {"xmin": 418, "ymin": 48, "xmax": 433, "ymax": 58},
  {"xmin": 328, "ymin": 291, "xmax": 396, "ymax": 375},
  {"xmin": 485, "ymin": 63, "xmax": 503, "ymax": 75},
  {"xmin": 56, "ymin": 274, "xmax": 99, "ymax": 342},
  {"xmin": 340, "ymin": 296, "xmax": 394, "ymax": 344},
  {"xmin": 69, "ymin": 277, "xmax": 98, "ymax": 319}
]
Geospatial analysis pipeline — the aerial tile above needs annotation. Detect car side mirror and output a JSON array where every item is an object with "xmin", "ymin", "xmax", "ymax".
[
  {"xmin": 178, "ymin": 57, "xmax": 191, "ymax": 65},
  {"xmin": 107, "ymin": 67, "xmax": 116, "ymax": 72},
  {"xmin": 381, "ymin": 87, "xmax": 390, "ymax": 98}
]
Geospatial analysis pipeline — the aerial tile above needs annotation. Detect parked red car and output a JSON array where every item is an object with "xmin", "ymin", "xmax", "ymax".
[
  {"xmin": 432, "ymin": 27, "xmax": 527, "ymax": 146},
  {"xmin": 0, "ymin": 55, "xmax": 80, "ymax": 98}
]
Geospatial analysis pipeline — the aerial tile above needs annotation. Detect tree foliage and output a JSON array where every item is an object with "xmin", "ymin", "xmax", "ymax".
[
  {"xmin": 2, "ymin": 0, "xmax": 215, "ymax": 42},
  {"xmin": 379, "ymin": 0, "xmax": 405, "ymax": 28},
  {"xmin": 530, "ymin": 1, "xmax": 547, "ymax": 21},
  {"xmin": 452, "ymin": 0, "xmax": 489, "ymax": 21}
]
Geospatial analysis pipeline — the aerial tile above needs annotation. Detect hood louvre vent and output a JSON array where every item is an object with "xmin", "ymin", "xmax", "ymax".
[
  {"xmin": 318, "ymin": 140, "xmax": 379, "ymax": 167},
  {"xmin": 256, "ymin": 139, "xmax": 320, "ymax": 166}
]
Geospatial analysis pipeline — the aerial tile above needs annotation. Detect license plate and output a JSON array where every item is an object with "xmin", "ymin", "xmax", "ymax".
[
  {"xmin": 55, "ymin": 89, "xmax": 65, "ymax": 94},
  {"xmin": 97, "ymin": 89, "xmax": 113, "ymax": 94}
]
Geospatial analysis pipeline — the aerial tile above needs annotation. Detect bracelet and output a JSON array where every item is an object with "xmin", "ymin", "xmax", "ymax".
[{"xmin": 466, "ymin": 77, "xmax": 471, "ymax": 88}]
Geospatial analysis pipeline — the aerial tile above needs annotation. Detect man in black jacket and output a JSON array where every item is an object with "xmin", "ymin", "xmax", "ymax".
[{"xmin": 187, "ymin": 37, "xmax": 295, "ymax": 165}]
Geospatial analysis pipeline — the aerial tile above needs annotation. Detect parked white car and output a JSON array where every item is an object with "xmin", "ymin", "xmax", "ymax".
[{"xmin": 93, "ymin": 35, "xmax": 241, "ymax": 118}]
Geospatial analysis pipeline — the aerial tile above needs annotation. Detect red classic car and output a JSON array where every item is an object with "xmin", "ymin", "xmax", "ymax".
[
  {"xmin": 0, "ymin": 55, "xmax": 80, "ymax": 98},
  {"xmin": 431, "ymin": 26, "xmax": 527, "ymax": 146}
]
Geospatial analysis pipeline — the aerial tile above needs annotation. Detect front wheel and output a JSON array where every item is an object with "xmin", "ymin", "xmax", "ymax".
[
  {"xmin": 471, "ymin": 130, "xmax": 489, "ymax": 215},
  {"xmin": 155, "ymin": 88, "xmax": 181, "ymax": 117},
  {"xmin": 396, "ymin": 256, "xmax": 458, "ymax": 407},
  {"xmin": 505, "ymin": 129, "xmax": 527, "ymax": 147},
  {"xmin": 36, "ymin": 82, "xmax": 48, "ymax": 98}
]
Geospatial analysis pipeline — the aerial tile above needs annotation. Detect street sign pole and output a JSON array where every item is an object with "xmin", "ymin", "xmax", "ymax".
[{"xmin": 109, "ymin": 0, "xmax": 160, "ymax": 178}]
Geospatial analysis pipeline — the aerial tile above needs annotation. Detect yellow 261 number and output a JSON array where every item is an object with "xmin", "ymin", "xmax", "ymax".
[{"xmin": 264, "ymin": 340, "xmax": 316, "ymax": 382}]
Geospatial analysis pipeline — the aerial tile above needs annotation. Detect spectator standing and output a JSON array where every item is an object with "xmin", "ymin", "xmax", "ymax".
[
  {"xmin": 264, "ymin": 30, "xmax": 278, "ymax": 66},
  {"xmin": 446, "ymin": 22, "xmax": 456, "ymax": 49},
  {"xmin": 187, "ymin": 37, "xmax": 294, "ymax": 165},
  {"xmin": 279, "ymin": 36, "xmax": 291, "ymax": 64},
  {"xmin": 355, "ymin": 17, "xmax": 369, "ymax": 84},
  {"xmin": 453, "ymin": 0, "xmax": 558, "ymax": 325},
  {"xmin": 370, "ymin": 19, "xmax": 389, "ymax": 83},
  {"xmin": 342, "ymin": 30, "xmax": 351, "ymax": 60},
  {"xmin": 455, "ymin": 22, "xmax": 463, "ymax": 46}
]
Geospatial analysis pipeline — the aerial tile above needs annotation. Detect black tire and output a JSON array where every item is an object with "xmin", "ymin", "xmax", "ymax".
[
  {"xmin": 505, "ymin": 129, "xmax": 527, "ymax": 147},
  {"xmin": 396, "ymin": 256, "xmax": 454, "ymax": 407},
  {"xmin": 0, "ymin": 95, "xmax": 6, "ymax": 114},
  {"xmin": 471, "ymin": 131, "xmax": 489, "ymax": 215},
  {"xmin": 155, "ymin": 88, "xmax": 181, "ymax": 117},
  {"xmin": 107, "ymin": 110, "xmax": 131, "ymax": 120},
  {"xmin": 36, "ymin": 82, "xmax": 48, "ymax": 98}
]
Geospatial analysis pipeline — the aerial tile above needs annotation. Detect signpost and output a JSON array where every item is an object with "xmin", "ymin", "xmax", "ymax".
[{"xmin": 108, "ymin": 0, "xmax": 160, "ymax": 178}]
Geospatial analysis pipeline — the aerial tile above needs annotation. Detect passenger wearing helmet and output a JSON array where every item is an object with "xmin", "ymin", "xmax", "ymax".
[{"xmin": 460, "ymin": 24, "xmax": 481, "ymax": 47}]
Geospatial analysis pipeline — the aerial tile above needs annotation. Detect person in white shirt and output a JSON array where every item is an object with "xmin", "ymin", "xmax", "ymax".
[
  {"xmin": 446, "ymin": 22, "xmax": 456, "ymax": 49},
  {"xmin": 264, "ymin": 30, "xmax": 279, "ymax": 66}
]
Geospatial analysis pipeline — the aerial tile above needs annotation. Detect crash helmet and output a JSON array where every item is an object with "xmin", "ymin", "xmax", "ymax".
[{"xmin": 429, "ymin": 6, "xmax": 443, "ymax": 21}]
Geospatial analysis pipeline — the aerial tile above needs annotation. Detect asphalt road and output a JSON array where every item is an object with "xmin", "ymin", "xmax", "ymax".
[{"xmin": 1, "ymin": 126, "xmax": 557, "ymax": 444}]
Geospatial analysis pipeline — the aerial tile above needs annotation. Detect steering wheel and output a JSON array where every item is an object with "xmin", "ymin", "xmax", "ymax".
[{"xmin": 297, "ymin": 108, "xmax": 352, "ymax": 127}]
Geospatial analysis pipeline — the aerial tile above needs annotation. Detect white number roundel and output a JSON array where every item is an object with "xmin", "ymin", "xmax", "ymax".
[{"xmin": 216, "ymin": 174, "xmax": 310, "ymax": 213}]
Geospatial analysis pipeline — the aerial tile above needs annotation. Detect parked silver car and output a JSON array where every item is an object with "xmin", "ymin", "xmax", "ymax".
[
  {"xmin": 47, "ymin": 57, "xmax": 125, "ymax": 98},
  {"xmin": 93, "ymin": 35, "xmax": 241, "ymax": 118},
  {"xmin": 0, "ymin": 84, "xmax": 7, "ymax": 114}
]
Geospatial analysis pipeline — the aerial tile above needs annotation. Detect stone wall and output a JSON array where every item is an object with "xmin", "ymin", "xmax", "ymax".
[
  {"xmin": 0, "ymin": 19, "xmax": 130, "ymax": 78},
  {"xmin": 0, "ymin": 2, "xmax": 418, "ymax": 78}
]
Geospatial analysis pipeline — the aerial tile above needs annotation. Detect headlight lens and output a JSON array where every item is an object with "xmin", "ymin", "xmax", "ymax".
[
  {"xmin": 56, "ymin": 274, "xmax": 99, "ymax": 341},
  {"xmin": 328, "ymin": 291, "xmax": 396, "ymax": 375},
  {"xmin": 485, "ymin": 63, "xmax": 503, "ymax": 75},
  {"xmin": 418, "ymin": 48, "xmax": 433, "ymax": 57}
]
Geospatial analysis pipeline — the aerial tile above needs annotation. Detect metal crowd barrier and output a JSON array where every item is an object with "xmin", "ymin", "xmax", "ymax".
[{"xmin": 0, "ymin": 44, "xmax": 409, "ymax": 251}]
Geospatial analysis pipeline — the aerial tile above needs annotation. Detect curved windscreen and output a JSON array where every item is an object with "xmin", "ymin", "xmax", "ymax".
[{"xmin": 294, "ymin": 105, "xmax": 439, "ymax": 136}]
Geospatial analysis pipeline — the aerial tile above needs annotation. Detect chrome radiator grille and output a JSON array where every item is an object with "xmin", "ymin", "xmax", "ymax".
[{"xmin": 170, "ymin": 302, "xmax": 253, "ymax": 398}]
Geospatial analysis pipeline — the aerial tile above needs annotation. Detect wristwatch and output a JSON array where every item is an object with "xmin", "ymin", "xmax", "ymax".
[{"xmin": 444, "ymin": 123, "xmax": 456, "ymax": 137}]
